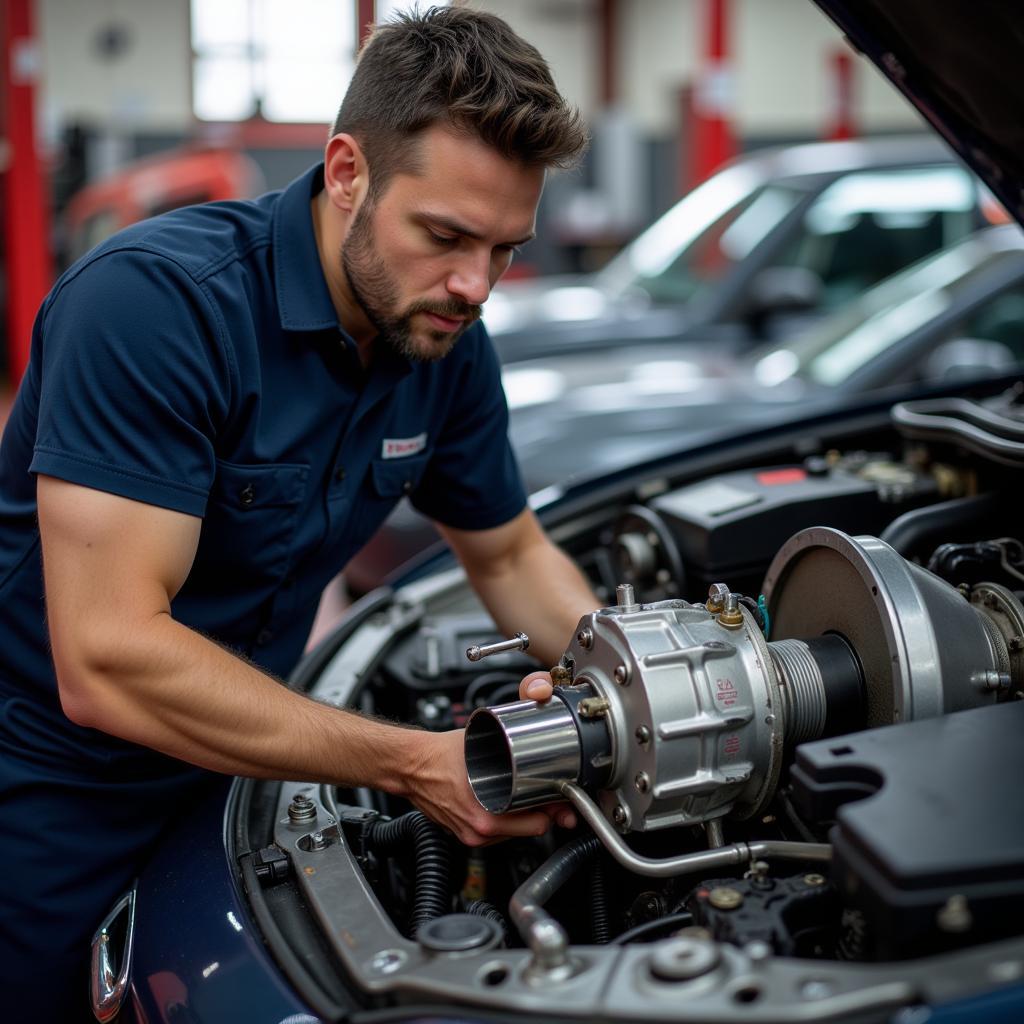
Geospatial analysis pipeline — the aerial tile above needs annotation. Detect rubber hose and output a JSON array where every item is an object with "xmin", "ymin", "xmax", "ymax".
[
  {"xmin": 366, "ymin": 812, "xmax": 452, "ymax": 935},
  {"xmin": 590, "ymin": 855, "xmax": 611, "ymax": 944},
  {"xmin": 465, "ymin": 899, "xmax": 509, "ymax": 945}
]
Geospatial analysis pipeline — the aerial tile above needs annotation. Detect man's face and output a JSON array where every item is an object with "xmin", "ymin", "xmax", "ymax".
[{"xmin": 341, "ymin": 124, "xmax": 545, "ymax": 361}]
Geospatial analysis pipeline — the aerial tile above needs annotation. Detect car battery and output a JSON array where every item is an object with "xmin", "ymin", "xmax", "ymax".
[{"xmin": 647, "ymin": 454, "xmax": 938, "ymax": 596}]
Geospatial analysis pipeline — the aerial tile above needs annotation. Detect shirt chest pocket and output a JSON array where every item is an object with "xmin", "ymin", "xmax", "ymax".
[
  {"xmin": 348, "ymin": 452, "xmax": 432, "ymax": 553},
  {"xmin": 196, "ymin": 459, "xmax": 310, "ymax": 585}
]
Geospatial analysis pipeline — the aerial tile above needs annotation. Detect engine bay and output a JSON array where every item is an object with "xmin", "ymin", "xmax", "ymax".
[{"xmin": 238, "ymin": 382, "xmax": 1024, "ymax": 1022}]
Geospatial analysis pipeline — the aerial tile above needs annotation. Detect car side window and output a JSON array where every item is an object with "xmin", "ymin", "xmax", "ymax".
[{"xmin": 776, "ymin": 167, "xmax": 980, "ymax": 312}]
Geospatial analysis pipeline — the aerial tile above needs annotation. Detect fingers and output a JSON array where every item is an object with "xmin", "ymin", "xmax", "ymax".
[
  {"xmin": 542, "ymin": 802, "xmax": 578, "ymax": 830},
  {"xmin": 519, "ymin": 670, "xmax": 554, "ymax": 702}
]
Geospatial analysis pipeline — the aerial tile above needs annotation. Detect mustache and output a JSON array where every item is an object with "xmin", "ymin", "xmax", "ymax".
[{"xmin": 406, "ymin": 299, "xmax": 482, "ymax": 323}]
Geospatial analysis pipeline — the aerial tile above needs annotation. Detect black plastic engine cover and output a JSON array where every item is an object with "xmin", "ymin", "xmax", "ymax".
[
  {"xmin": 648, "ymin": 458, "xmax": 935, "ymax": 581},
  {"xmin": 790, "ymin": 701, "xmax": 1024, "ymax": 960}
]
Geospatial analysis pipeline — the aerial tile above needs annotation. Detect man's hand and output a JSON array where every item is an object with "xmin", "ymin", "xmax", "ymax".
[
  {"xmin": 519, "ymin": 670, "xmax": 554, "ymax": 702},
  {"xmin": 401, "ymin": 730, "xmax": 574, "ymax": 845}
]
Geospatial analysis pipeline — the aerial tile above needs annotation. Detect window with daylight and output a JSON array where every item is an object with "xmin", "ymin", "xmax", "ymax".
[
  {"xmin": 191, "ymin": 0, "xmax": 355, "ymax": 123},
  {"xmin": 191, "ymin": 1, "xmax": 449, "ymax": 124}
]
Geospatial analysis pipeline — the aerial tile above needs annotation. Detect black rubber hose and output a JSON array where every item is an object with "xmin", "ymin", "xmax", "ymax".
[
  {"xmin": 365, "ymin": 812, "xmax": 452, "ymax": 935},
  {"xmin": 465, "ymin": 899, "xmax": 509, "ymax": 945},
  {"xmin": 590, "ymin": 855, "xmax": 611, "ymax": 944},
  {"xmin": 879, "ymin": 492, "xmax": 999, "ymax": 559}
]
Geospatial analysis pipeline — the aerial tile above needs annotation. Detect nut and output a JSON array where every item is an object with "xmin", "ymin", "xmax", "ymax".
[{"xmin": 707, "ymin": 887, "xmax": 743, "ymax": 910}]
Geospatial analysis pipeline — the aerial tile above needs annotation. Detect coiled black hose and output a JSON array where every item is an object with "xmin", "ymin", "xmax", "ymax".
[
  {"xmin": 590, "ymin": 854, "xmax": 611, "ymax": 944},
  {"xmin": 365, "ymin": 811, "xmax": 451, "ymax": 936},
  {"xmin": 465, "ymin": 899, "xmax": 509, "ymax": 945}
]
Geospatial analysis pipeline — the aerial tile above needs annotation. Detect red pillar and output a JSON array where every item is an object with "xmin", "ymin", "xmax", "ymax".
[
  {"xmin": 357, "ymin": 0, "xmax": 375, "ymax": 50},
  {"xmin": 599, "ymin": 0, "xmax": 617, "ymax": 108},
  {"xmin": 688, "ymin": 0, "xmax": 737, "ymax": 190},
  {"xmin": 826, "ymin": 48, "xmax": 857, "ymax": 140},
  {"xmin": 1, "ymin": 0, "xmax": 52, "ymax": 386}
]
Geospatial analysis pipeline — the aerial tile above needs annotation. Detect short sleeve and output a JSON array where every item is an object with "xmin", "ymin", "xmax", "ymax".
[
  {"xmin": 29, "ymin": 249, "xmax": 233, "ymax": 517},
  {"xmin": 411, "ymin": 326, "xmax": 527, "ymax": 530}
]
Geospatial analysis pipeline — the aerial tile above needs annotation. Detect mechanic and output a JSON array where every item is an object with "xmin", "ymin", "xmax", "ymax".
[{"xmin": 0, "ymin": 8, "xmax": 595, "ymax": 1018}]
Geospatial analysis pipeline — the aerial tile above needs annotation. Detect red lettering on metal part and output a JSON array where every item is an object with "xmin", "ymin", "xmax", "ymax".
[
  {"xmin": 723, "ymin": 734, "xmax": 741, "ymax": 757},
  {"xmin": 715, "ymin": 678, "xmax": 738, "ymax": 707}
]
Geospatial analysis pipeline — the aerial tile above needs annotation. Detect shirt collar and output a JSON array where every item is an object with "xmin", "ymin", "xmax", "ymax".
[{"xmin": 272, "ymin": 163, "xmax": 341, "ymax": 333}]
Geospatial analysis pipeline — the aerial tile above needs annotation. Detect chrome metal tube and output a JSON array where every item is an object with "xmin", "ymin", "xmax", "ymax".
[
  {"xmin": 465, "ymin": 698, "xmax": 582, "ymax": 813},
  {"xmin": 560, "ymin": 783, "xmax": 831, "ymax": 878}
]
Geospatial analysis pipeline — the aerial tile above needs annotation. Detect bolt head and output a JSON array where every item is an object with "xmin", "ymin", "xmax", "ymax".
[
  {"xmin": 614, "ymin": 664, "xmax": 629, "ymax": 685},
  {"xmin": 803, "ymin": 873, "xmax": 827, "ymax": 888},
  {"xmin": 707, "ymin": 886, "xmax": 743, "ymax": 910},
  {"xmin": 576, "ymin": 627, "xmax": 593, "ymax": 650},
  {"xmin": 634, "ymin": 771, "xmax": 650, "ymax": 794},
  {"xmin": 635, "ymin": 724, "xmax": 651, "ymax": 746},
  {"xmin": 612, "ymin": 805, "xmax": 627, "ymax": 825}
]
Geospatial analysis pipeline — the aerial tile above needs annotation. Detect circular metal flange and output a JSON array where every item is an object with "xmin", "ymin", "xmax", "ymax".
[
  {"xmin": 762, "ymin": 528, "xmax": 998, "ymax": 726},
  {"xmin": 970, "ymin": 581, "xmax": 1024, "ymax": 687}
]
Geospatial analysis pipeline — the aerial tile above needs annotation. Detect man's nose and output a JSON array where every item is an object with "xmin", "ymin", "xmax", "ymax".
[{"xmin": 447, "ymin": 255, "xmax": 491, "ymax": 306}]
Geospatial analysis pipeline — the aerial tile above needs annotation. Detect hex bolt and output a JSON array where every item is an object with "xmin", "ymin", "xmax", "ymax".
[
  {"xmin": 717, "ymin": 592, "xmax": 744, "ymax": 629},
  {"xmin": 612, "ymin": 805, "xmax": 628, "ymax": 827},
  {"xmin": 578, "ymin": 697, "xmax": 610, "ymax": 719},
  {"xmin": 803, "ymin": 873, "xmax": 827, "ymax": 888},
  {"xmin": 634, "ymin": 771, "xmax": 650, "ymax": 794},
  {"xmin": 746, "ymin": 860, "xmax": 770, "ymax": 883},
  {"xmin": 466, "ymin": 632, "xmax": 529, "ymax": 663},
  {"xmin": 288, "ymin": 793, "xmax": 317, "ymax": 825},
  {"xmin": 707, "ymin": 887, "xmax": 744, "ymax": 911},
  {"xmin": 635, "ymin": 724, "xmax": 652, "ymax": 746},
  {"xmin": 614, "ymin": 663, "xmax": 630, "ymax": 685},
  {"xmin": 550, "ymin": 664, "xmax": 572, "ymax": 685},
  {"xmin": 310, "ymin": 831, "xmax": 327, "ymax": 851},
  {"xmin": 576, "ymin": 627, "xmax": 594, "ymax": 650}
]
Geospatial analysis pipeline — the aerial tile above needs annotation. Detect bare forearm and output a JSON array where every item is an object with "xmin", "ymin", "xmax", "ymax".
[
  {"xmin": 56, "ymin": 613, "xmax": 428, "ymax": 793},
  {"xmin": 466, "ymin": 538, "xmax": 597, "ymax": 666}
]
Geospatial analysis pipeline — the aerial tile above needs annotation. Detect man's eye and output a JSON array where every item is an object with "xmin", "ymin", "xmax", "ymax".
[{"xmin": 427, "ymin": 231, "xmax": 457, "ymax": 246}]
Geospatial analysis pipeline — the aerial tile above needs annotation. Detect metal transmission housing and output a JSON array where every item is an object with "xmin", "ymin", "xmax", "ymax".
[{"xmin": 466, "ymin": 529, "xmax": 1020, "ymax": 842}]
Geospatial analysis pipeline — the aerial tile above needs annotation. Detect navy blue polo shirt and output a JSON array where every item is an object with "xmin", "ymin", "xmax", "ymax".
[{"xmin": 0, "ymin": 163, "xmax": 526, "ymax": 758}]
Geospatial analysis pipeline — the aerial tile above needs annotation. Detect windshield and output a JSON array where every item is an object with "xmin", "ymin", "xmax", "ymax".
[
  {"xmin": 751, "ymin": 229, "xmax": 1024, "ymax": 387},
  {"xmin": 596, "ymin": 164, "xmax": 805, "ymax": 305}
]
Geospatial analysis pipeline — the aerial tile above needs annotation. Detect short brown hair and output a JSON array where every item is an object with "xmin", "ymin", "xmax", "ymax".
[{"xmin": 331, "ymin": 5, "xmax": 588, "ymax": 196}]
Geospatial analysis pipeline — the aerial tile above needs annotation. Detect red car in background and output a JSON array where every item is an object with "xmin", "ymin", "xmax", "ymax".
[{"xmin": 62, "ymin": 146, "xmax": 263, "ymax": 265}]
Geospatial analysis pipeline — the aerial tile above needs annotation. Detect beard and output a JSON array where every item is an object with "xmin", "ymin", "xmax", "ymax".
[{"xmin": 341, "ymin": 201, "xmax": 480, "ymax": 363}]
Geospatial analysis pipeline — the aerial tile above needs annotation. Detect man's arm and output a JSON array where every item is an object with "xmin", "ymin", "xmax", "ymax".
[
  {"xmin": 437, "ymin": 507, "xmax": 599, "ymax": 668},
  {"xmin": 37, "ymin": 475, "xmax": 555, "ymax": 845}
]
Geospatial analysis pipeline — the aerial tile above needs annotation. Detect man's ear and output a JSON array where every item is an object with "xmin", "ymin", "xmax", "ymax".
[{"xmin": 323, "ymin": 133, "xmax": 369, "ymax": 214}]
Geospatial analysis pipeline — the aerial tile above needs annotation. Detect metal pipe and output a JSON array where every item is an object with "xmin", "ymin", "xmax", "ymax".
[
  {"xmin": 560, "ymin": 783, "xmax": 831, "ymax": 878},
  {"xmin": 465, "ymin": 698, "xmax": 582, "ymax": 812},
  {"xmin": 510, "ymin": 836, "xmax": 601, "ymax": 971}
]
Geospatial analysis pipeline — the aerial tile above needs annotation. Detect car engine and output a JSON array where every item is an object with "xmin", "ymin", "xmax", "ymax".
[{"xmin": 238, "ymin": 382, "xmax": 1024, "ymax": 1022}]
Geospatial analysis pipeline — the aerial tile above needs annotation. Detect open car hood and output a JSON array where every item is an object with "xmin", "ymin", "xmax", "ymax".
[{"xmin": 813, "ymin": 1, "xmax": 1024, "ymax": 228}]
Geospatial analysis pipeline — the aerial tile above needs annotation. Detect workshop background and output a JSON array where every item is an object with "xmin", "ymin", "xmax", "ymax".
[{"xmin": 0, "ymin": 0, "xmax": 927, "ymax": 417}]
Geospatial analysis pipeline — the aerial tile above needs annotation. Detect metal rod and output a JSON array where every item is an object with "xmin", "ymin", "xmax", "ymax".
[
  {"xmin": 466, "ymin": 632, "xmax": 529, "ymax": 662},
  {"xmin": 559, "ymin": 783, "xmax": 831, "ymax": 878}
]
